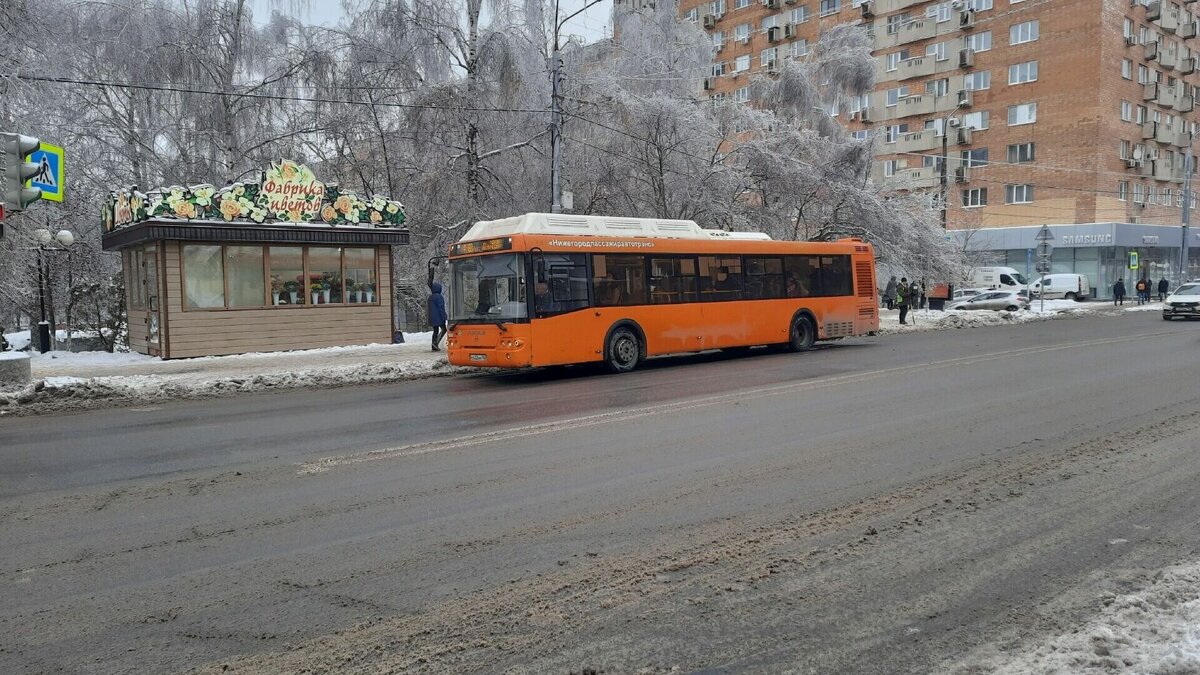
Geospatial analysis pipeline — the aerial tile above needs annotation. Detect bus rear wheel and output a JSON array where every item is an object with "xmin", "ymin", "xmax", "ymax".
[
  {"xmin": 788, "ymin": 316, "xmax": 815, "ymax": 352},
  {"xmin": 606, "ymin": 327, "xmax": 641, "ymax": 373}
]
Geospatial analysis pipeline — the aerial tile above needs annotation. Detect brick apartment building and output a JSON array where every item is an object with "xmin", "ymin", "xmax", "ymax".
[{"xmin": 673, "ymin": 0, "xmax": 1200, "ymax": 287}]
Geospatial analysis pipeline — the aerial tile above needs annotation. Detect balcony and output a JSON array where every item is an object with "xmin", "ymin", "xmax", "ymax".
[
  {"xmin": 889, "ymin": 166, "xmax": 940, "ymax": 189},
  {"xmin": 895, "ymin": 129, "xmax": 940, "ymax": 153},
  {"xmin": 874, "ymin": 17, "xmax": 938, "ymax": 49},
  {"xmin": 896, "ymin": 94, "xmax": 937, "ymax": 117},
  {"xmin": 1148, "ymin": 1, "xmax": 1180, "ymax": 32},
  {"xmin": 1143, "ymin": 121, "xmax": 1181, "ymax": 145},
  {"xmin": 1178, "ymin": 95, "xmax": 1195, "ymax": 112},
  {"xmin": 1160, "ymin": 46, "xmax": 1179, "ymax": 69},
  {"xmin": 896, "ymin": 55, "xmax": 936, "ymax": 81},
  {"xmin": 1145, "ymin": 82, "xmax": 1179, "ymax": 105},
  {"xmin": 872, "ymin": 0, "xmax": 929, "ymax": 14}
]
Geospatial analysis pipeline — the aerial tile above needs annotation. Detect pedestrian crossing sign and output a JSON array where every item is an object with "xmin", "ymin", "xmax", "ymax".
[
  {"xmin": 26, "ymin": 143, "xmax": 64, "ymax": 203},
  {"xmin": 1129, "ymin": 251, "xmax": 1139, "ymax": 270}
]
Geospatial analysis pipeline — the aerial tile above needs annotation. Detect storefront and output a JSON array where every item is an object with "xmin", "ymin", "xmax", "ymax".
[
  {"xmin": 101, "ymin": 161, "xmax": 409, "ymax": 358},
  {"xmin": 954, "ymin": 223, "xmax": 1196, "ymax": 300}
]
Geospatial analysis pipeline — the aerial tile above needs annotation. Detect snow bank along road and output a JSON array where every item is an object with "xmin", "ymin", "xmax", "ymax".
[{"xmin": 1, "ymin": 312, "xmax": 1199, "ymax": 673}]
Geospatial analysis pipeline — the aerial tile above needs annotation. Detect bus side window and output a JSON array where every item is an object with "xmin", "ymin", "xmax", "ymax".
[
  {"xmin": 593, "ymin": 254, "xmax": 647, "ymax": 306},
  {"xmin": 650, "ymin": 257, "xmax": 699, "ymax": 304},
  {"xmin": 744, "ymin": 257, "xmax": 784, "ymax": 299},
  {"xmin": 698, "ymin": 256, "xmax": 743, "ymax": 301}
]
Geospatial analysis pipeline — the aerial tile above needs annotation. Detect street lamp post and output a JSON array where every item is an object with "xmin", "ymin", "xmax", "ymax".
[
  {"xmin": 939, "ymin": 102, "xmax": 966, "ymax": 230},
  {"xmin": 1182, "ymin": 138, "xmax": 1193, "ymax": 285},
  {"xmin": 30, "ymin": 227, "xmax": 76, "ymax": 353},
  {"xmin": 549, "ymin": 0, "xmax": 604, "ymax": 213}
]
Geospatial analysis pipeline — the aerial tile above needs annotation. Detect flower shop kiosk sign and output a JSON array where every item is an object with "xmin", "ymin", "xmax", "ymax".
[
  {"xmin": 260, "ymin": 161, "xmax": 324, "ymax": 222},
  {"xmin": 102, "ymin": 159, "xmax": 406, "ymax": 233}
]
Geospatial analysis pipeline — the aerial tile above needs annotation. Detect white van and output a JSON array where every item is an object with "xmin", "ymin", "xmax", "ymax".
[
  {"xmin": 969, "ymin": 267, "xmax": 1028, "ymax": 292},
  {"xmin": 1028, "ymin": 273, "xmax": 1090, "ymax": 300}
]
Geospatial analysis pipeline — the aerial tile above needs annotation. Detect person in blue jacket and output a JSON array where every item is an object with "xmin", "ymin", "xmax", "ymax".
[{"xmin": 428, "ymin": 281, "xmax": 448, "ymax": 351}]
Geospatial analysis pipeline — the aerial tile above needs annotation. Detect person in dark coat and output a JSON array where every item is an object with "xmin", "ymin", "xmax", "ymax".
[
  {"xmin": 897, "ymin": 277, "xmax": 911, "ymax": 325},
  {"xmin": 1158, "ymin": 277, "xmax": 1169, "ymax": 301},
  {"xmin": 428, "ymin": 281, "xmax": 448, "ymax": 351},
  {"xmin": 883, "ymin": 276, "xmax": 897, "ymax": 310},
  {"xmin": 1113, "ymin": 279, "xmax": 1126, "ymax": 306}
]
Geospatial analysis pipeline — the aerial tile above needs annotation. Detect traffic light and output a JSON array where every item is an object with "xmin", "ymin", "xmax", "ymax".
[{"xmin": 0, "ymin": 133, "xmax": 43, "ymax": 213}]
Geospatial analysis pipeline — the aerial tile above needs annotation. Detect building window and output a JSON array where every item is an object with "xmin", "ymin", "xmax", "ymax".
[
  {"xmin": 1009, "ymin": 20, "xmax": 1039, "ymax": 45},
  {"xmin": 961, "ymin": 188, "xmax": 988, "ymax": 207},
  {"xmin": 761, "ymin": 47, "xmax": 778, "ymax": 69},
  {"xmin": 1125, "ymin": 18, "xmax": 1135, "ymax": 39},
  {"xmin": 883, "ymin": 159, "xmax": 899, "ymax": 177},
  {"xmin": 1121, "ymin": 100, "xmax": 1133, "ymax": 122},
  {"xmin": 967, "ymin": 0, "xmax": 992, "ymax": 9},
  {"xmin": 964, "ymin": 71, "xmax": 991, "ymax": 90},
  {"xmin": 226, "ymin": 245, "xmax": 266, "ymax": 308},
  {"xmin": 1007, "ymin": 102, "xmax": 1037, "ymax": 125},
  {"xmin": 819, "ymin": 0, "xmax": 840, "ymax": 14},
  {"xmin": 885, "ymin": 86, "xmax": 910, "ymax": 106},
  {"xmin": 926, "ymin": 2, "xmax": 952, "ymax": 22},
  {"xmin": 1008, "ymin": 60, "xmax": 1038, "ymax": 84},
  {"xmin": 1120, "ymin": 139, "xmax": 1130, "ymax": 159},
  {"xmin": 308, "ymin": 247, "xmax": 344, "ymax": 304},
  {"xmin": 791, "ymin": 6, "xmax": 810, "ymax": 22},
  {"xmin": 761, "ymin": 14, "xmax": 779, "ymax": 30},
  {"xmin": 1122, "ymin": 59, "xmax": 1132, "ymax": 79},
  {"xmin": 886, "ymin": 50, "xmax": 909, "ymax": 71},
  {"xmin": 1137, "ymin": 105, "xmax": 1147, "ymax": 123},
  {"xmin": 734, "ymin": 0, "xmax": 751, "ymax": 9},
  {"xmin": 965, "ymin": 31, "xmax": 992, "ymax": 53},
  {"xmin": 734, "ymin": 23, "xmax": 750, "ymax": 41},
  {"xmin": 734, "ymin": 86, "xmax": 750, "ymax": 103},
  {"xmin": 1148, "ymin": 185, "xmax": 1157, "ymax": 205},
  {"xmin": 886, "ymin": 13, "xmax": 909, "ymax": 34},
  {"xmin": 963, "ymin": 110, "xmax": 989, "ymax": 129},
  {"xmin": 711, "ymin": 0, "xmax": 727, "ymax": 14},
  {"xmin": 851, "ymin": 130, "xmax": 871, "ymax": 140},
  {"xmin": 789, "ymin": 39, "xmax": 809, "ymax": 58},
  {"xmin": 1007, "ymin": 142, "xmax": 1035, "ymax": 163},
  {"xmin": 961, "ymin": 147, "xmax": 989, "ymax": 167},
  {"xmin": 1119, "ymin": 181, "xmax": 1129, "ymax": 201},
  {"xmin": 183, "ymin": 244, "xmax": 225, "ymax": 309},
  {"xmin": 1133, "ymin": 183, "xmax": 1145, "ymax": 203},
  {"xmin": 926, "ymin": 78, "xmax": 950, "ymax": 96},
  {"xmin": 686, "ymin": 7, "xmax": 700, "ymax": 22},
  {"xmin": 734, "ymin": 54, "xmax": 751, "ymax": 72},
  {"xmin": 1005, "ymin": 184, "xmax": 1034, "ymax": 204},
  {"xmin": 1138, "ymin": 64, "xmax": 1150, "ymax": 83},
  {"xmin": 269, "ymin": 246, "xmax": 306, "ymax": 305},
  {"xmin": 927, "ymin": 42, "xmax": 948, "ymax": 61},
  {"xmin": 885, "ymin": 123, "xmax": 909, "ymax": 143}
]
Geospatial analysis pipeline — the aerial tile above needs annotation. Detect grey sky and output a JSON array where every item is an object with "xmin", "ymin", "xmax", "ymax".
[{"xmin": 249, "ymin": 1, "xmax": 613, "ymax": 43}]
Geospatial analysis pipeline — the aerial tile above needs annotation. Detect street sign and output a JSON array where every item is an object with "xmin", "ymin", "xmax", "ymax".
[
  {"xmin": 1035, "ymin": 226, "xmax": 1054, "ymax": 242},
  {"xmin": 1036, "ymin": 261, "xmax": 1051, "ymax": 274},
  {"xmin": 26, "ymin": 143, "xmax": 63, "ymax": 203},
  {"xmin": 1036, "ymin": 241, "xmax": 1052, "ymax": 258},
  {"xmin": 1129, "ymin": 251, "xmax": 1140, "ymax": 270}
]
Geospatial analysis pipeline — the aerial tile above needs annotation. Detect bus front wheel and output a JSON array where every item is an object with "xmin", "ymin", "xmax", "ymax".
[
  {"xmin": 606, "ymin": 327, "xmax": 642, "ymax": 373},
  {"xmin": 788, "ymin": 316, "xmax": 815, "ymax": 352}
]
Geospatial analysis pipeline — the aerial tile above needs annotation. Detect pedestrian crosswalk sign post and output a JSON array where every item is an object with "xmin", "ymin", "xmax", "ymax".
[
  {"xmin": 1129, "ymin": 251, "xmax": 1139, "ymax": 270},
  {"xmin": 26, "ymin": 143, "xmax": 64, "ymax": 203}
]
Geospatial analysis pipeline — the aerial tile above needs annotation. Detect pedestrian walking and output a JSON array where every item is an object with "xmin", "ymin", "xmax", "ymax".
[
  {"xmin": 0, "ymin": 326, "xmax": 8, "ymax": 352},
  {"xmin": 1158, "ymin": 277, "xmax": 1169, "ymax": 301},
  {"xmin": 919, "ymin": 279, "xmax": 927, "ymax": 309},
  {"xmin": 1134, "ymin": 278, "xmax": 1146, "ymax": 305},
  {"xmin": 428, "ymin": 281, "xmax": 448, "ymax": 351},
  {"xmin": 883, "ymin": 276, "xmax": 897, "ymax": 310},
  {"xmin": 897, "ymin": 277, "xmax": 911, "ymax": 325},
  {"xmin": 1113, "ymin": 278, "xmax": 1126, "ymax": 306}
]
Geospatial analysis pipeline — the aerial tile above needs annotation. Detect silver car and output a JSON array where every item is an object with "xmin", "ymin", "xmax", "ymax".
[
  {"xmin": 948, "ymin": 290, "xmax": 1029, "ymax": 312},
  {"xmin": 1162, "ymin": 283, "xmax": 1200, "ymax": 320}
]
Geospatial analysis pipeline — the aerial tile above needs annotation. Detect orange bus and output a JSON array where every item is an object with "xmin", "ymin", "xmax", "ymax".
[{"xmin": 444, "ymin": 213, "xmax": 879, "ymax": 372}]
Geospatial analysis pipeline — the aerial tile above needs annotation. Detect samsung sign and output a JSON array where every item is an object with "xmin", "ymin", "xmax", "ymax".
[{"xmin": 1061, "ymin": 234, "xmax": 1113, "ymax": 245}]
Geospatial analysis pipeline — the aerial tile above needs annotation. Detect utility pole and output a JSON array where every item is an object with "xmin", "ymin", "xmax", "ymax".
[
  {"xmin": 1182, "ymin": 141, "xmax": 1193, "ymax": 285},
  {"xmin": 549, "ymin": 0, "xmax": 604, "ymax": 214},
  {"xmin": 939, "ymin": 102, "xmax": 965, "ymax": 230}
]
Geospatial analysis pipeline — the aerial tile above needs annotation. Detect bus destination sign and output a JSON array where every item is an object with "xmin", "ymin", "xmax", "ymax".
[{"xmin": 452, "ymin": 237, "xmax": 513, "ymax": 256}]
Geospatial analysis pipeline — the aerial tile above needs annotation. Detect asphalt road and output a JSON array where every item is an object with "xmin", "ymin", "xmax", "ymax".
[{"xmin": 2, "ymin": 311, "xmax": 1199, "ymax": 674}]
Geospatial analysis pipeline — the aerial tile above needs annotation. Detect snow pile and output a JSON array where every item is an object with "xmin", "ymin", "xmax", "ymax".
[
  {"xmin": 4, "ymin": 331, "xmax": 31, "ymax": 351},
  {"xmin": 879, "ymin": 305, "xmax": 1098, "ymax": 334},
  {"xmin": 956, "ymin": 560, "xmax": 1200, "ymax": 674},
  {"xmin": 0, "ymin": 357, "xmax": 477, "ymax": 417}
]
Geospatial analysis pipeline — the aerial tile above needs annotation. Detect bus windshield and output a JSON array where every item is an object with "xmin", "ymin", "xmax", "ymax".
[{"xmin": 450, "ymin": 253, "xmax": 528, "ymax": 322}]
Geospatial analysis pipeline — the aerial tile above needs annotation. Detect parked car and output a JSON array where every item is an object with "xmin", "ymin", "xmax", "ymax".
[
  {"xmin": 1028, "ymin": 274, "xmax": 1090, "ymax": 300},
  {"xmin": 969, "ymin": 267, "xmax": 1028, "ymax": 292},
  {"xmin": 952, "ymin": 287, "xmax": 988, "ymax": 302},
  {"xmin": 1162, "ymin": 282, "xmax": 1200, "ymax": 320},
  {"xmin": 948, "ymin": 290, "xmax": 1030, "ymax": 312}
]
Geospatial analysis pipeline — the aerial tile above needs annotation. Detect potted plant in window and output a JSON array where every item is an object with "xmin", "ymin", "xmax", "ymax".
[
  {"xmin": 345, "ymin": 279, "xmax": 357, "ymax": 303},
  {"xmin": 271, "ymin": 277, "xmax": 283, "ymax": 306},
  {"xmin": 311, "ymin": 281, "xmax": 323, "ymax": 305},
  {"xmin": 284, "ymin": 280, "xmax": 300, "ymax": 305},
  {"xmin": 365, "ymin": 281, "xmax": 376, "ymax": 303},
  {"xmin": 321, "ymin": 275, "xmax": 332, "ymax": 304}
]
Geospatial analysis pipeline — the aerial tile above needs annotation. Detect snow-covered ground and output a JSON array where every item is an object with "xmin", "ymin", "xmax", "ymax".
[
  {"xmin": 877, "ymin": 299, "xmax": 1103, "ymax": 334},
  {"xmin": 955, "ymin": 559, "xmax": 1200, "ymax": 673},
  {"xmin": 0, "ymin": 332, "xmax": 480, "ymax": 417}
]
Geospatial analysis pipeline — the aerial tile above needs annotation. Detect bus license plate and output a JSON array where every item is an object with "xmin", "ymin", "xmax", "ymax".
[{"xmin": 470, "ymin": 353, "xmax": 487, "ymax": 362}]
